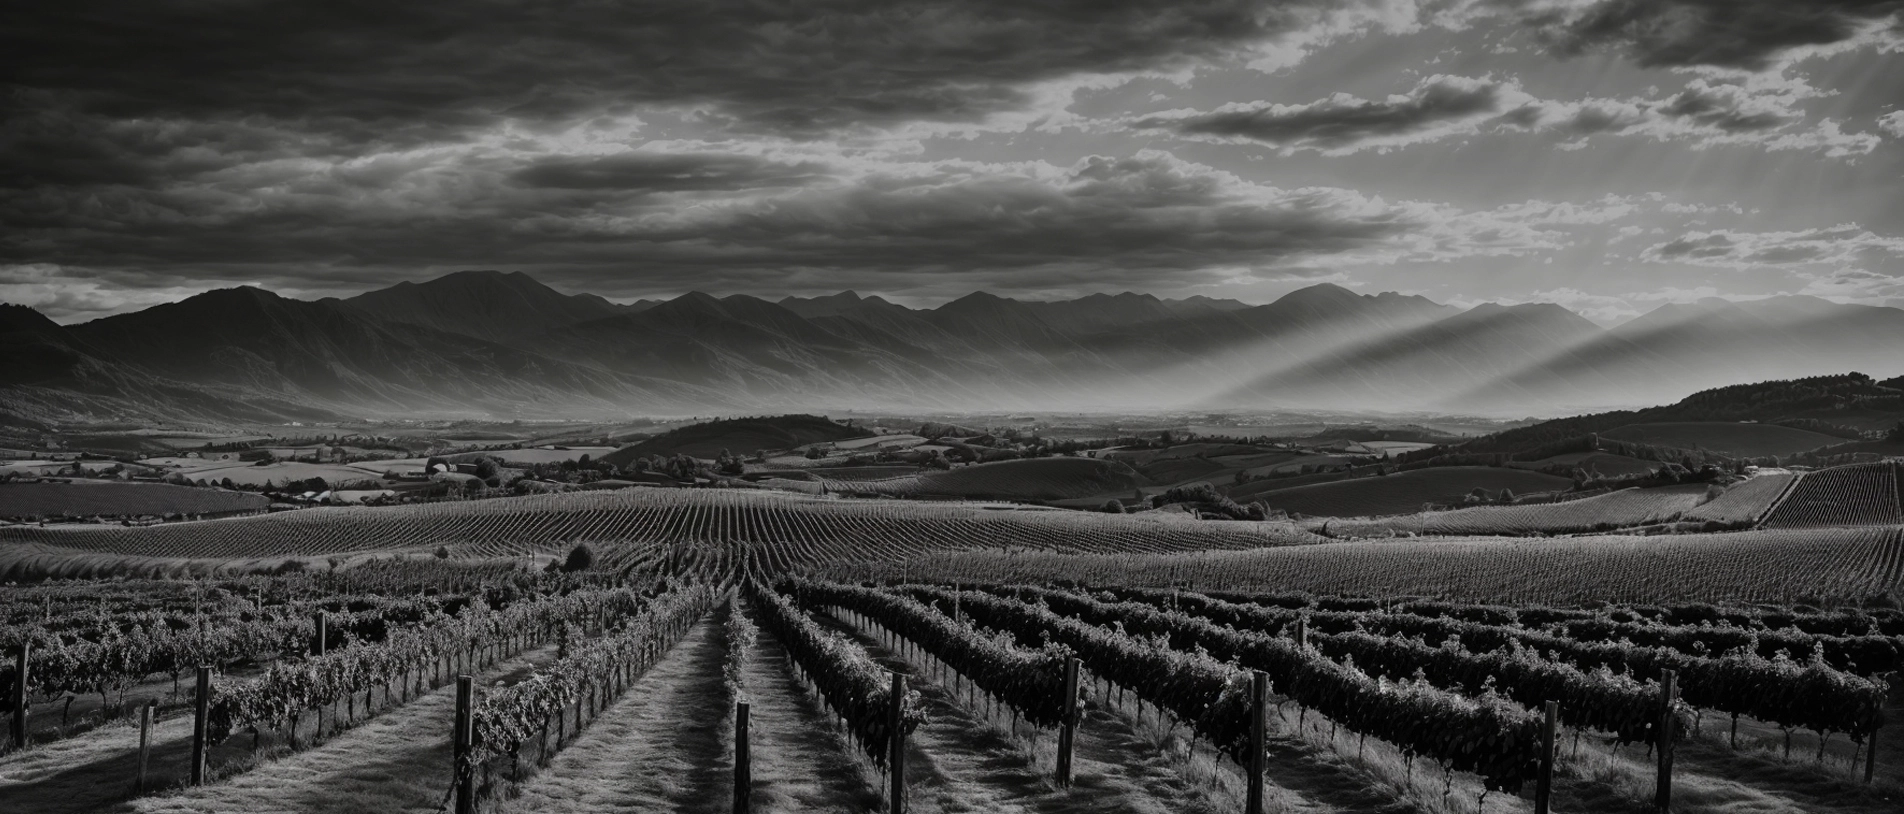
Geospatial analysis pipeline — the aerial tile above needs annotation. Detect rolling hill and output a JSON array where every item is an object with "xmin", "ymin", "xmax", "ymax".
[
  {"xmin": 828, "ymin": 457, "xmax": 1147, "ymax": 502},
  {"xmin": 600, "ymin": 415, "xmax": 871, "ymax": 464},
  {"xmin": 1600, "ymin": 422, "xmax": 1847, "ymax": 458},
  {"xmin": 1246, "ymin": 467, "xmax": 1573, "ymax": 517}
]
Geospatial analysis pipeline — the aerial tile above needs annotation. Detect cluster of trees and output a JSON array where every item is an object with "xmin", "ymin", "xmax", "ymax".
[{"xmin": 1140, "ymin": 482, "xmax": 1278, "ymax": 521}]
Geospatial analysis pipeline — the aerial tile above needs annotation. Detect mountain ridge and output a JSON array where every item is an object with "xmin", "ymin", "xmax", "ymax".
[{"xmin": 7, "ymin": 276, "xmax": 1904, "ymax": 422}]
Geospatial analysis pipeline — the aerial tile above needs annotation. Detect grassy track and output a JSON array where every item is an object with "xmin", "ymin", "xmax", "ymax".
[
  {"xmin": 120, "ymin": 644, "xmax": 563, "ymax": 814},
  {"xmin": 495, "ymin": 619, "xmax": 732, "ymax": 814},
  {"xmin": 734, "ymin": 611, "xmax": 884, "ymax": 813}
]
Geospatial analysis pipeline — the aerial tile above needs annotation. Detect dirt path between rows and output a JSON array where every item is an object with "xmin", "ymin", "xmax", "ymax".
[
  {"xmin": 736, "ymin": 606, "xmax": 884, "ymax": 814},
  {"xmin": 113, "ymin": 644, "xmax": 561, "ymax": 814},
  {"xmin": 817, "ymin": 609, "xmax": 1234, "ymax": 814},
  {"xmin": 495, "ymin": 617, "xmax": 731, "ymax": 814}
]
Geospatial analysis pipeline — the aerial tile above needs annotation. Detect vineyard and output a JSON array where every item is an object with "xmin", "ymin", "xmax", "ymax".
[
  {"xmin": 1247, "ymin": 467, "xmax": 1574, "ymax": 518},
  {"xmin": 1319, "ymin": 484, "xmax": 1713, "ymax": 538},
  {"xmin": 1681, "ymin": 472, "xmax": 1800, "ymax": 525},
  {"xmin": 0, "ymin": 488, "xmax": 1323, "ymax": 581},
  {"xmin": 825, "ymin": 457, "xmax": 1147, "ymax": 501},
  {"xmin": 1763, "ymin": 462, "xmax": 1904, "ymax": 529},
  {"xmin": 843, "ymin": 526, "xmax": 1904, "ymax": 606},
  {"xmin": 6, "ymin": 556, "xmax": 1897, "ymax": 814},
  {"xmin": 2, "ymin": 479, "xmax": 1902, "ymax": 814}
]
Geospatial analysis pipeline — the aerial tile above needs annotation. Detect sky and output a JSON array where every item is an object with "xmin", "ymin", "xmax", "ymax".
[{"xmin": 3, "ymin": 0, "xmax": 1902, "ymax": 325}]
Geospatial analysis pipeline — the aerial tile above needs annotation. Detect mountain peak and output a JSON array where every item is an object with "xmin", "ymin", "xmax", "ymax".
[
  {"xmin": 339, "ymin": 270, "xmax": 625, "ymax": 340},
  {"xmin": 1270, "ymin": 282, "xmax": 1361, "ymax": 309},
  {"xmin": 0, "ymin": 302, "xmax": 62, "ymax": 334}
]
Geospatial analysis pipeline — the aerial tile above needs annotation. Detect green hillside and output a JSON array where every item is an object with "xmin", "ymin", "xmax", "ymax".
[{"xmin": 601, "ymin": 415, "xmax": 871, "ymax": 464}]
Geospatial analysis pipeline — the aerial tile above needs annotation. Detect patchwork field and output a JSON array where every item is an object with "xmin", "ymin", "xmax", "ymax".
[
  {"xmin": 168, "ymin": 461, "xmax": 390, "ymax": 487},
  {"xmin": 0, "ymin": 481, "xmax": 267, "ymax": 519},
  {"xmin": 827, "ymin": 457, "xmax": 1148, "ymax": 501},
  {"xmin": 1244, "ymin": 466, "xmax": 1573, "ymax": 517},
  {"xmin": 1318, "ymin": 483, "xmax": 1714, "ymax": 537},
  {"xmin": 1763, "ymin": 462, "xmax": 1904, "ymax": 528}
]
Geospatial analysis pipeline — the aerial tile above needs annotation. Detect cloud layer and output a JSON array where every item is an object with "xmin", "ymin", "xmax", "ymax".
[{"xmin": 2, "ymin": 0, "xmax": 1901, "ymax": 321}]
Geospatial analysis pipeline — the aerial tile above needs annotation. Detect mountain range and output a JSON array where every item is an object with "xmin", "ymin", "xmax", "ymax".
[{"xmin": 4, "ymin": 270, "xmax": 1904, "ymax": 426}]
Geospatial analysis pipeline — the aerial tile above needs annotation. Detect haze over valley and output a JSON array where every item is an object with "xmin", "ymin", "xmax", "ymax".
[{"xmin": 6, "ymin": 270, "xmax": 1904, "ymax": 427}]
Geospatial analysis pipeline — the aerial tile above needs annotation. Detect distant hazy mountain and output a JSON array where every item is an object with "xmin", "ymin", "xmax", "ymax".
[
  {"xmin": 332, "ymin": 270, "xmax": 650, "ymax": 341},
  {"xmin": 7, "ymin": 275, "xmax": 1904, "ymax": 423}
]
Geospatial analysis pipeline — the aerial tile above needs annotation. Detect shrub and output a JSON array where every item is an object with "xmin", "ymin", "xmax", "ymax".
[{"xmin": 563, "ymin": 543, "xmax": 594, "ymax": 572}]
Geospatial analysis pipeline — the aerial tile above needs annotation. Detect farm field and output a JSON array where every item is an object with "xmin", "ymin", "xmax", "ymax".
[
  {"xmin": 1318, "ymin": 483, "xmax": 1713, "ymax": 537},
  {"xmin": 860, "ymin": 525, "xmax": 1904, "ymax": 606},
  {"xmin": 0, "ymin": 481, "xmax": 267, "ymax": 519},
  {"xmin": 6, "ymin": 563, "xmax": 1898, "ymax": 814},
  {"xmin": 828, "ymin": 457, "xmax": 1147, "ymax": 501},
  {"xmin": 1600, "ymin": 422, "xmax": 1847, "ymax": 457},
  {"xmin": 1245, "ymin": 466, "xmax": 1573, "ymax": 517},
  {"xmin": 0, "ymin": 487, "xmax": 1322, "ymax": 581},
  {"xmin": 1681, "ymin": 471, "xmax": 1800, "ymax": 524},
  {"xmin": 160, "ymin": 461, "xmax": 391, "ymax": 488},
  {"xmin": 1763, "ymin": 462, "xmax": 1904, "ymax": 529},
  {"xmin": 456, "ymin": 446, "xmax": 615, "ymax": 466}
]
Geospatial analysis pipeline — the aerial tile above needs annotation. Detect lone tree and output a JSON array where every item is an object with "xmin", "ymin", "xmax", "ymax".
[{"xmin": 563, "ymin": 543, "xmax": 594, "ymax": 572}]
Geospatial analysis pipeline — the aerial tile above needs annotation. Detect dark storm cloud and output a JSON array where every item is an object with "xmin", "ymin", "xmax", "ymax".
[
  {"xmin": 510, "ymin": 153, "xmax": 830, "ymax": 191},
  {"xmin": 1, "ymin": 153, "xmax": 1438, "ymax": 304},
  {"xmin": 1527, "ymin": 0, "xmax": 1902, "ymax": 71},
  {"xmin": 1, "ymin": 0, "xmax": 1361, "ymax": 142},
  {"xmin": 1135, "ymin": 75, "xmax": 1518, "ymax": 153}
]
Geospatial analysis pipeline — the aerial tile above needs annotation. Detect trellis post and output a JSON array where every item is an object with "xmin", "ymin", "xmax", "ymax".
[
  {"xmin": 1057, "ymin": 656, "xmax": 1080, "ymax": 786},
  {"xmin": 1865, "ymin": 726, "xmax": 1879, "ymax": 783},
  {"xmin": 137, "ymin": 700, "xmax": 155, "ymax": 793},
  {"xmin": 1657, "ymin": 670, "xmax": 1676, "ymax": 813},
  {"xmin": 889, "ymin": 672, "xmax": 906, "ymax": 814},
  {"xmin": 9, "ymin": 644, "xmax": 26, "ymax": 749},
  {"xmin": 191, "ymin": 666, "xmax": 210, "ymax": 786},
  {"xmin": 1536, "ymin": 701, "xmax": 1557, "ymax": 814},
  {"xmin": 313, "ymin": 612, "xmax": 327, "ymax": 657},
  {"xmin": 454, "ymin": 675, "xmax": 475, "ymax": 814},
  {"xmin": 734, "ymin": 701, "xmax": 751, "ymax": 814},
  {"xmin": 1247, "ymin": 670, "xmax": 1267, "ymax": 814}
]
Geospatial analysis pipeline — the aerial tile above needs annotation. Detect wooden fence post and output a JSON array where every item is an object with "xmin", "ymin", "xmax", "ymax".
[
  {"xmin": 1057, "ymin": 656, "xmax": 1080, "ymax": 787},
  {"xmin": 1865, "ymin": 726, "xmax": 1879, "ymax": 783},
  {"xmin": 191, "ymin": 666, "xmax": 210, "ymax": 786},
  {"xmin": 137, "ymin": 700, "xmax": 155, "ymax": 793},
  {"xmin": 313, "ymin": 612, "xmax": 327, "ymax": 657},
  {"xmin": 734, "ymin": 701, "xmax": 751, "ymax": 814},
  {"xmin": 9, "ymin": 643, "xmax": 26, "ymax": 749},
  {"xmin": 1294, "ymin": 616, "xmax": 1307, "ymax": 649},
  {"xmin": 454, "ymin": 675, "xmax": 475, "ymax": 814},
  {"xmin": 889, "ymin": 672, "xmax": 906, "ymax": 814},
  {"xmin": 1536, "ymin": 701, "xmax": 1557, "ymax": 814},
  {"xmin": 1247, "ymin": 670, "xmax": 1267, "ymax": 814},
  {"xmin": 1657, "ymin": 670, "xmax": 1676, "ymax": 813}
]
